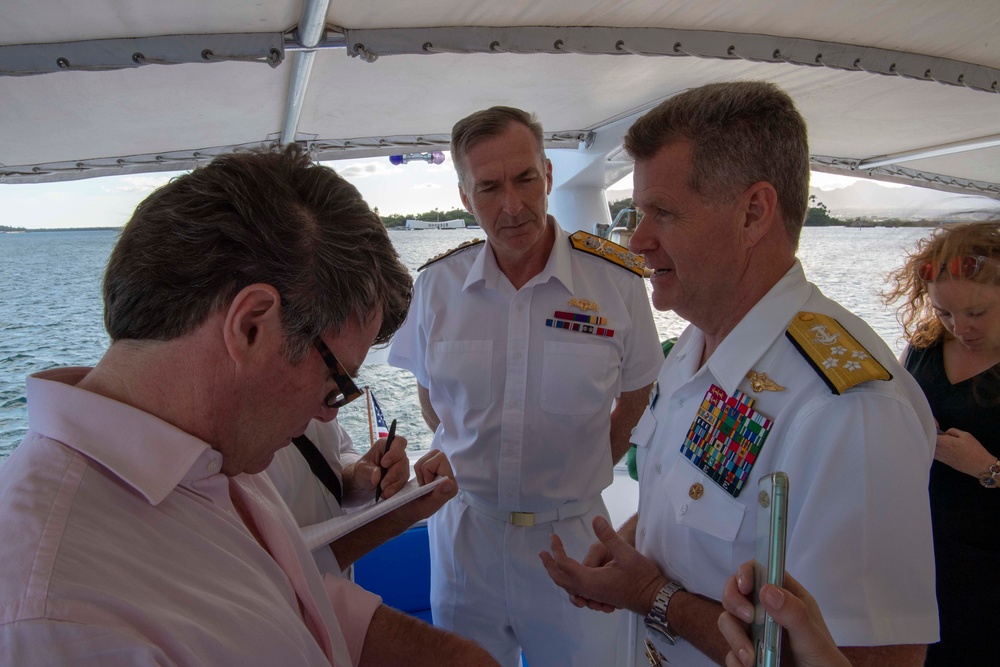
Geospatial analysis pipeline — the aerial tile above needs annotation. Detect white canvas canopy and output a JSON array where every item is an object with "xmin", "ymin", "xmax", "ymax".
[{"xmin": 3, "ymin": 0, "xmax": 999, "ymax": 217}]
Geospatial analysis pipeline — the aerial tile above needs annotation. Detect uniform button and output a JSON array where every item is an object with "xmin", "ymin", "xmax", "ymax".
[
  {"xmin": 516, "ymin": 304, "xmax": 524, "ymax": 311},
  {"xmin": 678, "ymin": 398, "xmax": 685, "ymax": 407},
  {"xmin": 689, "ymin": 483, "xmax": 704, "ymax": 500},
  {"xmin": 680, "ymin": 504, "xmax": 688, "ymax": 515},
  {"xmin": 207, "ymin": 459, "xmax": 220, "ymax": 472},
  {"xmin": 639, "ymin": 528, "xmax": 646, "ymax": 540},
  {"xmin": 655, "ymin": 463, "xmax": 662, "ymax": 474},
  {"xmin": 514, "ymin": 351, "xmax": 521, "ymax": 359},
  {"xmin": 510, "ymin": 400, "xmax": 517, "ymax": 407}
]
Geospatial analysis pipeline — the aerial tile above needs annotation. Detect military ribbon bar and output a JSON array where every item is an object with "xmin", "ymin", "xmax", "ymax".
[
  {"xmin": 679, "ymin": 384, "xmax": 773, "ymax": 498},
  {"xmin": 545, "ymin": 318, "xmax": 614, "ymax": 338}
]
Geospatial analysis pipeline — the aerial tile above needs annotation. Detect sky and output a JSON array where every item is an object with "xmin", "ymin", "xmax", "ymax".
[{"xmin": 0, "ymin": 153, "xmax": 880, "ymax": 230}]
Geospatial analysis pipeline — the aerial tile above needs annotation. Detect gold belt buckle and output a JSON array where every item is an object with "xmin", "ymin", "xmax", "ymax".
[{"xmin": 509, "ymin": 511, "xmax": 535, "ymax": 527}]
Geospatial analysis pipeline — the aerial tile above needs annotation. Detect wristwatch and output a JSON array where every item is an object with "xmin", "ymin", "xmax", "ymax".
[
  {"xmin": 978, "ymin": 459, "xmax": 1000, "ymax": 488},
  {"xmin": 643, "ymin": 580, "xmax": 685, "ymax": 645}
]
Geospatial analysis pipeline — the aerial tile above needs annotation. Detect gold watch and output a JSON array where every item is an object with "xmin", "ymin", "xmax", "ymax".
[{"xmin": 978, "ymin": 460, "xmax": 1000, "ymax": 488}]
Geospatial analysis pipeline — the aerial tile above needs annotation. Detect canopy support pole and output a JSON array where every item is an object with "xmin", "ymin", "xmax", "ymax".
[{"xmin": 279, "ymin": 0, "xmax": 332, "ymax": 146}]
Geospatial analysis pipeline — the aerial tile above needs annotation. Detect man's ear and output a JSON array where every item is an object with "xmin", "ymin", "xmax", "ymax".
[
  {"xmin": 222, "ymin": 284, "xmax": 282, "ymax": 367},
  {"xmin": 739, "ymin": 181, "xmax": 779, "ymax": 247},
  {"xmin": 545, "ymin": 158, "xmax": 553, "ymax": 195},
  {"xmin": 458, "ymin": 182, "xmax": 473, "ymax": 214}
]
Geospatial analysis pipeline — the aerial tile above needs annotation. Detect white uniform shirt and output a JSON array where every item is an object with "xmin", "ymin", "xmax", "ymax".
[
  {"xmin": 267, "ymin": 420, "xmax": 363, "ymax": 576},
  {"xmin": 389, "ymin": 222, "xmax": 662, "ymax": 510},
  {"xmin": 632, "ymin": 261, "xmax": 939, "ymax": 665}
]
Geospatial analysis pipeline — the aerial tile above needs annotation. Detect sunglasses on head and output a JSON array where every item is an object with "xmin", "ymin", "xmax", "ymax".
[{"xmin": 918, "ymin": 255, "xmax": 994, "ymax": 282}]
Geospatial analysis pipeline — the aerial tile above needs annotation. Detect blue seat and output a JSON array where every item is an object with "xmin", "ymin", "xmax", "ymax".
[
  {"xmin": 355, "ymin": 525, "xmax": 530, "ymax": 665},
  {"xmin": 353, "ymin": 523, "xmax": 433, "ymax": 624}
]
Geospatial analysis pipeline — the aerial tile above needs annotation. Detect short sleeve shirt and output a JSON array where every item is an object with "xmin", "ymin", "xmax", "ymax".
[
  {"xmin": 631, "ymin": 262, "xmax": 939, "ymax": 665},
  {"xmin": 388, "ymin": 222, "xmax": 662, "ymax": 510}
]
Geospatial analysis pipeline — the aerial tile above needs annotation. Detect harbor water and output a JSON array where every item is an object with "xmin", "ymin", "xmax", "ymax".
[{"xmin": 0, "ymin": 225, "xmax": 931, "ymax": 462}]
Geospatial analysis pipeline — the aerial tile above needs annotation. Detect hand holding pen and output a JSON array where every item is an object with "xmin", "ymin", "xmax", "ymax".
[{"xmin": 375, "ymin": 419, "xmax": 397, "ymax": 502}]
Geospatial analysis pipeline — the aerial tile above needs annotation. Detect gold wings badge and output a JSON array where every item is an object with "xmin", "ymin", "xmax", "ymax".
[{"xmin": 746, "ymin": 371, "xmax": 785, "ymax": 393}]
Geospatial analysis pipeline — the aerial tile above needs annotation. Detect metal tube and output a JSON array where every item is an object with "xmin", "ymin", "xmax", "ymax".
[
  {"xmin": 858, "ymin": 133, "xmax": 1000, "ymax": 170},
  {"xmin": 280, "ymin": 0, "xmax": 332, "ymax": 145}
]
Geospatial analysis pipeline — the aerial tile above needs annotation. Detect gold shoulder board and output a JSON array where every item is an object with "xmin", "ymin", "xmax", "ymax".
[
  {"xmin": 785, "ymin": 311, "xmax": 891, "ymax": 394},
  {"xmin": 418, "ymin": 238, "xmax": 485, "ymax": 272},
  {"xmin": 568, "ymin": 231, "xmax": 649, "ymax": 277}
]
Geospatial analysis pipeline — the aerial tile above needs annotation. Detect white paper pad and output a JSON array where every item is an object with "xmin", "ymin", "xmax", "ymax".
[{"xmin": 301, "ymin": 476, "xmax": 448, "ymax": 551}]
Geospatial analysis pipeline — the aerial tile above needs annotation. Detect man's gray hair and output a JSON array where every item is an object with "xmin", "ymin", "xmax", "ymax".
[
  {"xmin": 451, "ymin": 106, "xmax": 546, "ymax": 186},
  {"xmin": 624, "ymin": 81, "xmax": 810, "ymax": 245}
]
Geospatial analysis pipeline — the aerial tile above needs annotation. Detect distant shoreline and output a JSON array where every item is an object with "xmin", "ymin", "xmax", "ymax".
[
  {"xmin": 0, "ymin": 227, "xmax": 121, "ymax": 233},
  {"xmin": 1, "ymin": 218, "xmax": 975, "ymax": 235}
]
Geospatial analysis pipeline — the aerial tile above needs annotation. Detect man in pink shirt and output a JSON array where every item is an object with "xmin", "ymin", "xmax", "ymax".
[{"xmin": 0, "ymin": 146, "xmax": 497, "ymax": 666}]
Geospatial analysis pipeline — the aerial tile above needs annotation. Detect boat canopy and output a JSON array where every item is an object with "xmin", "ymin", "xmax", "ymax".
[{"xmin": 3, "ymin": 0, "xmax": 999, "ymax": 213}]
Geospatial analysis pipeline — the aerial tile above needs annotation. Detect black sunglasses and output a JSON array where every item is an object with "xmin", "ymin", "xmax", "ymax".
[{"xmin": 313, "ymin": 338, "xmax": 364, "ymax": 408}]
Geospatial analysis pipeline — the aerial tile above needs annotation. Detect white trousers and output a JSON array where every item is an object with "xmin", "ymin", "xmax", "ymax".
[{"xmin": 429, "ymin": 494, "xmax": 622, "ymax": 667}]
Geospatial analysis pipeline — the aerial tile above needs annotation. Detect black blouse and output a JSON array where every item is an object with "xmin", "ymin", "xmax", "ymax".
[{"xmin": 905, "ymin": 342, "xmax": 1000, "ymax": 551}]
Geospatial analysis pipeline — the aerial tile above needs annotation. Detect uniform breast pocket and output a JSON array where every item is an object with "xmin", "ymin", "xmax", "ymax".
[
  {"xmin": 540, "ymin": 341, "xmax": 616, "ymax": 415},
  {"xmin": 631, "ymin": 409, "xmax": 657, "ymax": 449},
  {"xmin": 631, "ymin": 409, "xmax": 657, "ymax": 478},
  {"xmin": 662, "ymin": 461, "xmax": 746, "ymax": 579},
  {"xmin": 428, "ymin": 340, "xmax": 493, "ymax": 410}
]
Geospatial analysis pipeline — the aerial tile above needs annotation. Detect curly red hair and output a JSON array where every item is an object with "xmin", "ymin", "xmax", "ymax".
[{"xmin": 883, "ymin": 221, "xmax": 1000, "ymax": 348}]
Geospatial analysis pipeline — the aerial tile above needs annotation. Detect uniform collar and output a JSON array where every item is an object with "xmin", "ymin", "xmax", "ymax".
[
  {"xmin": 463, "ymin": 216, "xmax": 573, "ymax": 293},
  {"xmin": 704, "ymin": 260, "xmax": 812, "ymax": 396},
  {"xmin": 26, "ymin": 367, "xmax": 221, "ymax": 505}
]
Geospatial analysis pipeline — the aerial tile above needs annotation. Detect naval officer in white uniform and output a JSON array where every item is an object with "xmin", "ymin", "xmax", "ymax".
[
  {"xmin": 388, "ymin": 106, "xmax": 662, "ymax": 666},
  {"xmin": 541, "ymin": 82, "xmax": 938, "ymax": 667}
]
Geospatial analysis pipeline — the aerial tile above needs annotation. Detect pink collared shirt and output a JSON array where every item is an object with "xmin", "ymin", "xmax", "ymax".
[
  {"xmin": 267, "ymin": 419, "xmax": 363, "ymax": 577},
  {"xmin": 0, "ymin": 367, "xmax": 380, "ymax": 666}
]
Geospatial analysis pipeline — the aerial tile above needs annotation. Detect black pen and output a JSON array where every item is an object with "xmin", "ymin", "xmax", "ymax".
[{"xmin": 375, "ymin": 419, "xmax": 397, "ymax": 503}]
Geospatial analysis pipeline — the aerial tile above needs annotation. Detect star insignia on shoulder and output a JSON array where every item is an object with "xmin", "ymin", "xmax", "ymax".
[
  {"xmin": 568, "ymin": 231, "xmax": 648, "ymax": 277},
  {"xmin": 417, "ymin": 238, "xmax": 484, "ymax": 271},
  {"xmin": 785, "ymin": 311, "xmax": 891, "ymax": 394}
]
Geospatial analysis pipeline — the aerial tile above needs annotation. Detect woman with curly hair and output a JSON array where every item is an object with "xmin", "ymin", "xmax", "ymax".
[{"xmin": 884, "ymin": 221, "xmax": 1000, "ymax": 666}]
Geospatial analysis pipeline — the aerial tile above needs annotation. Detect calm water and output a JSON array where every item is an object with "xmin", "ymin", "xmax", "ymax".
[{"xmin": 0, "ymin": 226, "xmax": 931, "ymax": 462}]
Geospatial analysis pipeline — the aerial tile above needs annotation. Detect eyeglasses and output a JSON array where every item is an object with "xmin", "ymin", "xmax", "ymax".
[
  {"xmin": 918, "ymin": 255, "xmax": 996, "ymax": 282},
  {"xmin": 313, "ymin": 338, "xmax": 363, "ymax": 408}
]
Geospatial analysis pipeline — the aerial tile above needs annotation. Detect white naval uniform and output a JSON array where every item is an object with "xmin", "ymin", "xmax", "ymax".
[
  {"xmin": 630, "ymin": 261, "xmax": 939, "ymax": 666},
  {"xmin": 388, "ymin": 222, "xmax": 662, "ymax": 667},
  {"xmin": 267, "ymin": 420, "xmax": 363, "ymax": 577}
]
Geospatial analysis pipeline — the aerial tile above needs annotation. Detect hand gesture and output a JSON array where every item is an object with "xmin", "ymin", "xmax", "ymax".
[{"xmin": 539, "ymin": 515, "xmax": 666, "ymax": 615}]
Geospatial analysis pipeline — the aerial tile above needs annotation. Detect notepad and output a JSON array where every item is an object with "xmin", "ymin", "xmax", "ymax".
[{"xmin": 301, "ymin": 476, "xmax": 448, "ymax": 551}]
